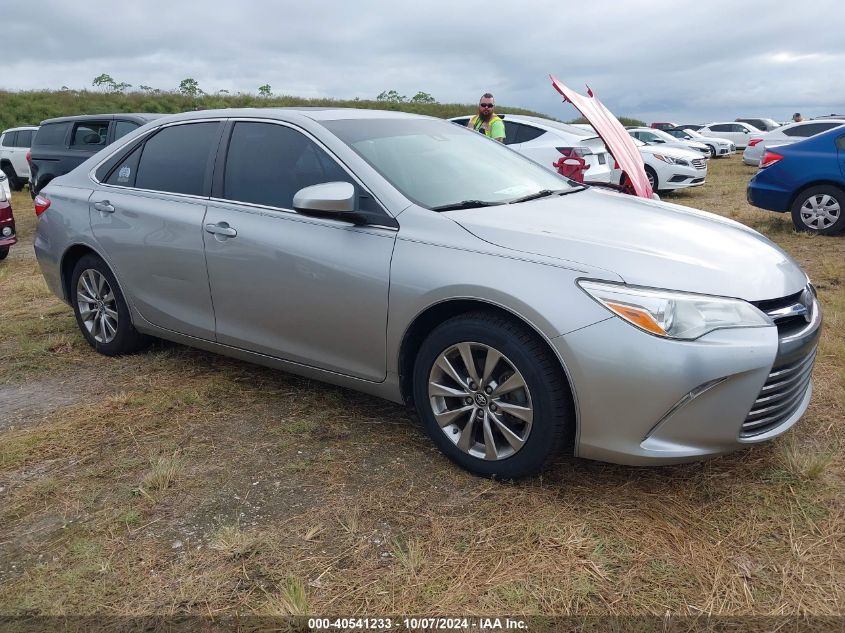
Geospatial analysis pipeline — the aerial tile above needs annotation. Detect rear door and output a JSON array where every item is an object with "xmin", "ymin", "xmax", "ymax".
[
  {"xmin": 66, "ymin": 119, "xmax": 111, "ymax": 173},
  {"xmin": 203, "ymin": 120, "xmax": 397, "ymax": 380},
  {"xmin": 89, "ymin": 121, "xmax": 223, "ymax": 339},
  {"xmin": 12, "ymin": 129, "xmax": 35, "ymax": 178}
]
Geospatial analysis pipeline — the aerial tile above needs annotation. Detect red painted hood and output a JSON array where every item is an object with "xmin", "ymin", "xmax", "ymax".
[{"xmin": 550, "ymin": 76, "xmax": 653, "ymax": 198}]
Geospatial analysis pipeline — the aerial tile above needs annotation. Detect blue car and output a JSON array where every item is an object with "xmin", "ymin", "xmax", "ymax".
[{"xmin": 747, "ymin": 124, "xmax": 845, "ymax": 235}]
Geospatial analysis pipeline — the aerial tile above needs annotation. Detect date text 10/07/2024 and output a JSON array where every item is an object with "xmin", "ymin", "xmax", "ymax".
[{"xmin": 308, "ymin": 617, "xmax": 528, "ymax": 631}]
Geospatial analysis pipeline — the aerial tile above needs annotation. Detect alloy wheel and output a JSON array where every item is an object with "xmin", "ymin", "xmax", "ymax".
[
  {"xmin": 428, "ymin": 342, "xmax": 533, "ymax": 461},
  {"xmin": 76, "ymin": 269, "xmax": 119, "ymax": 343},
  {"xmin": 799, "ymin": 193, "xmax": 841, "ymax": 231}
]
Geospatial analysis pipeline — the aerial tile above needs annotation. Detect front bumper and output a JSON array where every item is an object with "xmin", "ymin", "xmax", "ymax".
[{"xmin": 554, "ymin": 293, "xmax": 820, "ymax": 465}]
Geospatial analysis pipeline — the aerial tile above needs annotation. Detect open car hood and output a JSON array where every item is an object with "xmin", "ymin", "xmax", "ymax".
[{"xmin": 550, "ymin": 76, "xmax": 653, "ymax": 198}]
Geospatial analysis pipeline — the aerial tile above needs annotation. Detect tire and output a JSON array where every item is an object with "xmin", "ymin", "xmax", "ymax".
[
  {"xmin": 1, "ymin": 164, "xmax": 23, "ymax": 191},
  {"xmin": 0, "ymin": 246, "xmax": 8, "ymax": 261},
  {"xmin": 706, "ymin": 145, "xmax": 716, "ymax": 159},
  {"xmin": 645, "ymin": 166, "xmax": 658, "ymax": 192},
  {"xmin": 790, "ymin": 185, "xmax": 845, "ymax": 235},
  {"xmin": 412, "ymin": 311, "xmax": 572, "ymax": 479},
  {"xmin": 71, "ymin": 254, "xmax": 151, "ymax": 355}
]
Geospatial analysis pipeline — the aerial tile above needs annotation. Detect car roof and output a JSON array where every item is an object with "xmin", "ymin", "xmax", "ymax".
[
  {"xmin": 152, "ymin": 107, "xmax": 429, "ymax": 126},
  {"xmin": 38, "ymin": 113, "xmax": 166, "ymax": 125},
  {"xmin": 1, "ymin": 126, "xmax": 39, "ymax": 132}
]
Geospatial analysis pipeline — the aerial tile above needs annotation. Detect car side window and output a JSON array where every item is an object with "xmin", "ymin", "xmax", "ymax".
[
  {"xmin": 135, "ymin": 122, "xmax": 220, "ymax": 196},
  {"xmin": 33, "ymin": 122, "xmax": 70, "ymax": 147},
  {"xmin": 223, "ymin": 121, "xmax": 355, "ymax": 209},
  {"xmin": 70, "ymin": 122, "xmax": 109, "ymax": 148},
  {"xmin": 710, "ymin": 124, "xmax": 729, "ymax": 132},
  {"xmin": 1, "ymin": 132, "xmax": 15, "ymax": 147},
  {"xmin": 15, "ymin": 130, "xmax": 34, "ymax": 147},
  {"xmin": 788, "ymin": 122, "xmax": 839, "ymax": 137},
  {"xmin": 516, "ymin": 124, "xmax": 544, "ymax": 143},
  {"xmin": 114, "ymin": 121, "xmax": 140, "ymax": 141},
  {"xmin": 104, "ymin": 144, "xmax": 143, "ymax": 188},
  {"xmin": 502, "ymin": 121, "xmax": 520, "ymax": 145}
]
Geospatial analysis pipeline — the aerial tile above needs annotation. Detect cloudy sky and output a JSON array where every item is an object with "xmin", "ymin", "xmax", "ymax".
[{"xmin": 4, "ymin": 0, "xmax": 844, "ymax": 123}]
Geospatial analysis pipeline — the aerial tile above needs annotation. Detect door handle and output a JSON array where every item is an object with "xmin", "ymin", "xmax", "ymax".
[
  {"xmin": 205, "ymin": 222, "xmax": 237, "ymax": 238},
  {"xmin": 94, "ymin": 200, "xmax": 115, "ymax": 213}
]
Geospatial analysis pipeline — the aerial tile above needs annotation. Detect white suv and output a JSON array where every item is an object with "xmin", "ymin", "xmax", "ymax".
[
  {"xmin": 0, "ymin": 126, "xmax": 38, "ymax": 191},
  {"xmin": 450, "ymin": 114, "xmax": 613, "ymax": 183}
]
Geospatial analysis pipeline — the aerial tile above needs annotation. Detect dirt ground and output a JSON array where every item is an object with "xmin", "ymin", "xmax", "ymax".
[{"xmin": 0, "ymin": 156, "xmax": 843, "ymax": 619}]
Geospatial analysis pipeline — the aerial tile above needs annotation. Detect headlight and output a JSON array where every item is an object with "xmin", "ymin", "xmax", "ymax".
[
  {"xmin": 653, "ymin": 154, "xmax": 689, "ymax": 166},
  {"xmin": 578, "ymin": 281, "xmax": 772, "ymax": 340}
]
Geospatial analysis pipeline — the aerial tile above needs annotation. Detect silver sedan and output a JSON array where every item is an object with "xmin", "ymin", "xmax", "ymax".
[{"xmin": 33, "ymin": 109, "xmax": 821, "ymax": 478}]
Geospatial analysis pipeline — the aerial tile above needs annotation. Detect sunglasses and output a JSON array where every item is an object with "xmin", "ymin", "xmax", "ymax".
[{"xmin": 479, "ymin": 103, "xmax": 494, "ymax": 108}]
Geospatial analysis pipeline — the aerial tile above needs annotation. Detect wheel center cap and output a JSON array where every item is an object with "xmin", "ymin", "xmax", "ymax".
[{"xmin": 475, "ymin": 393, "xmax": 489, "ymax": 407}]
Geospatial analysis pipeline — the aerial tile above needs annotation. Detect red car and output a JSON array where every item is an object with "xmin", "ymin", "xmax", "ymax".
[{"xmin": 0, "ymin": 176, "xmax": 17, "ymax": 260}]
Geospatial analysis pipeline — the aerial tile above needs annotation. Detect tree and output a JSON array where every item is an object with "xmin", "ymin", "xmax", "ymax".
[
  {"xmin": 179, "ymin": 78, "xmax": 202, "ymax": 98},
  {"xmin": 258, "ymin": 84, "xmax": 272, "ymax": 97},
  {"xmin": 410, "ymin": 91, "xmax": 436, "ymax": 104},
  {"xmin": 139, "ymin": 85, "xmax": 154, "ymax": 93},
  {"xmin": 114, "ymin": 82, "xmax": 132, "ymax": 93},
  {"xmin": 92, "ymin": 73, "xmax": 116, "ymax": 91},
  {"xmin": 376, "ymin": 90, "xmax": 406, "ymax": 103}
]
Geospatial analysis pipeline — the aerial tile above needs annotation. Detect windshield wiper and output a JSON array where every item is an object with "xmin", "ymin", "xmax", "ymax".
[
  {"xmin": 508, "ymin": 187, "xmax": 585, "ymax": 204},
  {"xmin": 430, "ymin": 200, "xmax": 504, "ymax": 212}
]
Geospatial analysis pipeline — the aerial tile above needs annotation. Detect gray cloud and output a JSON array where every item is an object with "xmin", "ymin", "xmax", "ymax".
[{"xmin": 2, "ymin": 0, "xmax": 843, "ymax": 123}]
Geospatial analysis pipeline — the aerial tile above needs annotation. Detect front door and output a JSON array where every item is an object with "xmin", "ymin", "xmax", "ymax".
[{"xmin": 203, "ymin": 121, "xmax": 396, "ymax": 381}]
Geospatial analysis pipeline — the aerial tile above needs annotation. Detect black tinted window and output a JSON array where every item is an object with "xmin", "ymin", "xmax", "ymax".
[
  {"xmin": 70, "ymin": 122, "xmax": 109, "ymax": 148},
  {"xmin": 33, "ymin": 122, "xmax": 69, "ymax": 147},
  {"xmin": 502, "ymin": 121, "xmax": 521, "ymax": 145},
  {"xmin": 836, "ymin": 134, "xmax": 845, "ymax": 150},
  {"xmin": 516, "ymin": 124, "xmax": 544, "ymax": 143},
  {"xmin": 1, "ymin": 132, "xmax": 15, "ymax": 147},
  {"xmin": 114, "ymin": 121, "xmax": 140, "ymax": 141},
  {"xmin": 135, "ymin": 123, "xmax": 220, "ymax": 196},
  {"xmin": 15, "ymin": 130, "xmax": 34, "ymax": 147},
  {"xmin": 105, "ymin": 144, "xmax": 143, "ymax": 187},
  {"xmin": 709, "ymin": 124, "xmax": 729, "ymax": 132},
  {"xmin": 785, "ymin": 122, "xmax": 841, "ymax": 138},
  {"xmin": 223, "ymin": 122, "xmax": 352, "ymax": 208}
]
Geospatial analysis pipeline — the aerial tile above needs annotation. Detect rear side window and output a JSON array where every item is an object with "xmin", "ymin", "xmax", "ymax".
[
  {"xmin": 223, "ymin": 121, "xmax": 352, "ymax": 209},
  {"xmin": 15, "ymin": 130, "xmax": 34, "ymax": 147},
  {"xmin": 709, "ymin": 124, "xmax": 730, "ymax": 132},
  {"xmin": 71, "ymin": 122, "xmax": 109, "ymax": 148},
  {"xmin": 836, "ymin": 134, "xmax": 845, "ymax": 150},
  {"xmin": 105, "ymin": 144, "xmax": 143, "ymax": 187},
  {"xmin": 33, "ymin": 122, "xmax": 70, "ymax": 147},
  {"xmin": 1, "ymin": 132, "xmax": 15, "ymax": 147},
  {"xmin": 503, "ymin": 121, "xmax": 520, "ymax": 145},
  {"xmin": 784, "ymin": 122, "xmax": 841, "ymax": 138},
  {"xmin": 135, "ymin": 122, "xmax": 220, "ymax": 196},
  {"xmin": 516, "ymin": 124, "xmax": 544, "ymax": 143},
  {"xmin": 114, "ymin": 120, "xmax": 140, "ymax": 141}
]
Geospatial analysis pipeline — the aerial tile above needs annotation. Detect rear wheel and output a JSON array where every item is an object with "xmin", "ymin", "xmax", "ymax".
[
  {"xmin": 412, "ymin": 312, "xmax": 572, "ymax": 479},
  {"xmin": 790, "ymin": 185, "xmax": 845, "ymax": 235},
  {"xmin": 1, "ymin": 164, "xmax": 23, "ymax": 191},
  {"xmin": 71, "ymin": 254, "xmax": 151, "ymax": 355}
]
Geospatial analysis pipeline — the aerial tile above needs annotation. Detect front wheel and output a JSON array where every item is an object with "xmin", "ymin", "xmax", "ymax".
[
  {"xmin": 412, "ymin": 312, "xmax": 572, "ymax": 479},
  {"xmin": 645, "ymin": 166, "xmax": 658, "ymax": 192},
  {"xmin": 0, "ymin": 246, "xmax": 8, "ymax": 261},
  {"xmin": 71, "ymin": 254, "xmax": 151, "ymax": 355},
  {"xmin": 790, "ymin": 185, "xmax": 845, "ymax": 235},
  {"xmin": 707, "ymin": 145, "xmax": 716, "ymax": 159}
]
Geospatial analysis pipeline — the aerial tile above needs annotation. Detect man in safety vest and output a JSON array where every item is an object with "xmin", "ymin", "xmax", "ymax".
[{"xmin": 467, "ymin": 93, "xmax": 505, "ymax": 142}]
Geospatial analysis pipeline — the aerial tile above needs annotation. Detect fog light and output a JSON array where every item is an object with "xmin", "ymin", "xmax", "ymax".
[{"xmin": 1, "ymin": 227, "xmax": 12, "ymax": 237}]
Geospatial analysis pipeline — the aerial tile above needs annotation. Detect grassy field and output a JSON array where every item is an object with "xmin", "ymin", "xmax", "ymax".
[{"xmin": 0, "ymin": 156, "xmax": 843, "ymax": 619}]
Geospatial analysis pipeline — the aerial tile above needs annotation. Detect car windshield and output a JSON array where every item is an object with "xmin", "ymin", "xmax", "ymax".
[
  {"xmin": 650, "ymin": 129, "xmax": 680, "ymax": 143},
  {"xmin": 321, "ymin": 118, "xmax": 578, "ymax": 209}
]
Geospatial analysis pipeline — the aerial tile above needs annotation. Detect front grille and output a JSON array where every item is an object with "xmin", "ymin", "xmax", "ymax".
[
  {"xmin": 742, "ymin": 287, "xmax": 818, "ymax": 438},
  {"xmin": 692, "ymin": 158, "xmax": 707, "ymax": 169},
  {"xmin": 741, "ymin": 348, "xmax": 816, "ymax": 437}
]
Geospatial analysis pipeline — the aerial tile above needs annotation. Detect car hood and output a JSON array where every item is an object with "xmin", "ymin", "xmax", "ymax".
[{"xmin": 446, "ymin": 188, "xmax": 807, "ymax": 301}]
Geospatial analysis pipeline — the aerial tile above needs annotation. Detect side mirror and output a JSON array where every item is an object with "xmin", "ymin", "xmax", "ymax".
[{"xmin": 293, "ymin": 182, "xmax": 363, "ymax": 223}]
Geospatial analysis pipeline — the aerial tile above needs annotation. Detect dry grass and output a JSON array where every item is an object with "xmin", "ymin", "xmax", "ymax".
[{"xmin": 0, "ymin": 159, "xmax": 843, "ymax": 617}]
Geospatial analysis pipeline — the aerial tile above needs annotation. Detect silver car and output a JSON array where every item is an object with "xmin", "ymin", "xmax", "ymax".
[{"xmin": 34, "ymin": 109, "xmax": 821, "ymax": 478}]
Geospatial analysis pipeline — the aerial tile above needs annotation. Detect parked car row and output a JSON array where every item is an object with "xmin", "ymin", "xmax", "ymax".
[{"xmin": 742, "ymin": 119, "xmax": 845, "ymax": 166}]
